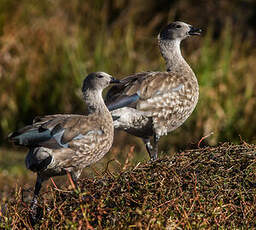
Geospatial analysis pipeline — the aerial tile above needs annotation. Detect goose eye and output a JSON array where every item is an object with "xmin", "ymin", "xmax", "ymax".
[
  {"xmin": 97, "ymin": 75, "xmax": 104, "ymax": 78},
  {"xmin": 176, "ymin": 25, "xmax": 181, "ymax": 28}
]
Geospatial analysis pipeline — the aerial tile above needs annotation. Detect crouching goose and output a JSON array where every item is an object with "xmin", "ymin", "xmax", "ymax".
[
  {"xmin": 105, "ymin": 21, "xmax": 202, "ymax": 160},
  {"xmin": 8, "ymin": 72, "xmax": 119, "ymax": 214}
]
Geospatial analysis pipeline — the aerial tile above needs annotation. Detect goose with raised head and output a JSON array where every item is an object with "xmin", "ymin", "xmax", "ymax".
[{"xmin": 105, "ymin": 21, "xmax": 202, "ymax": 160}]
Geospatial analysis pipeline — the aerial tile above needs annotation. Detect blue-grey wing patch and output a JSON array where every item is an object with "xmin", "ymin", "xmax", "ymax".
[
  {"xmin": 107, "ymin": 93, "xmax": 140, "ymax": 111},
  {"xmin": 53, "ymin": 129, "xmax": 69, "ymax": 148}
]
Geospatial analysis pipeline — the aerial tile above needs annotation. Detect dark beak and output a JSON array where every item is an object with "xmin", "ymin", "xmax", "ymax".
[
  {"xmin": 188, "ymin": 26, "xmax": 202, "ymax": 36},
  {"xmin": 110, "ymin": 77, "xmax": 120, "ymax": 84}
]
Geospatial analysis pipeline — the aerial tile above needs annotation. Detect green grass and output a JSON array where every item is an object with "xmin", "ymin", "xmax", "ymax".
[{"xmin": 0, "ymin": 148, "xmax": 27, "ymax": 174}]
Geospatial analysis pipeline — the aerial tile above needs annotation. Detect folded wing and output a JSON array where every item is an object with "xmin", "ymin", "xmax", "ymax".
[
  {"xmin": 8, "ymin": 114, "xmax": 102, "ymax": 149},
  {"xmin": 105, "ymin": 71, "xmax": 185, "ymax": 112}
]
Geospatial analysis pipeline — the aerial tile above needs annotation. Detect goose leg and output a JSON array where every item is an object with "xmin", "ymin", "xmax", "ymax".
[
  {"xmin": 30, "ymin": 175, "xmax": 44, "ymax": 224},
  {"xmin": 152, "ymin": 134, "xmax": 160, "ymax": 161},
  {"xmin": 143, "ymin": 138, "xmax": 154, "ymax": 160},
  {"xmin": 31, "ymin": 176, "xmax": 42, "ymax": 209}
]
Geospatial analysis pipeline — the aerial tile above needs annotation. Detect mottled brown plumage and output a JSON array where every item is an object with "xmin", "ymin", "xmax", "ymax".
[
  {"xmin": 105, "ymin": 21, "xmax": 202, "ymax": 160},
  {"xmin": 8, "ymin": 72, "xmax": 119, "ymax": 217}
]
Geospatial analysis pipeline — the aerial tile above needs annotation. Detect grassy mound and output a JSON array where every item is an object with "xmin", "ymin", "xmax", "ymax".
[{"xmin": 2, "ymin": 143, "xmax": 256, "ymax": 229}]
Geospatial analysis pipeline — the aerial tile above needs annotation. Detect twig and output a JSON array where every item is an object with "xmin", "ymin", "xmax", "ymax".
[
  {"xmin": 50, "ymin": 178, "xmax": 58, "ymax": 190},
  {"xmin": 67, "ymin": 172, "xmax": 76, "ymax": 190},
  {"xmin": 122, "ymin": 146, "xmax": 135, "ymax": 171},
  {"xmin": 197, "ymin": 132, "xmax": 214, "ymax": 148}
]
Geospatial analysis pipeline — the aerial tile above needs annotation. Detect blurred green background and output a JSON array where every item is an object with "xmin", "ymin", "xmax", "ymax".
[{"xmin": 1, "ymin": 0, "xmax": 256, "ymax": 159}]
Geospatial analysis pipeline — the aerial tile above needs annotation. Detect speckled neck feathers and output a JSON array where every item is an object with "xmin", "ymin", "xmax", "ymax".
[
  {"xmin": 83, "ymin": 89, "xmax": 108, "ymax": 114},
  {"xmin": 158, "ymin": 38, "xmax": 192, "ymax": 74}
]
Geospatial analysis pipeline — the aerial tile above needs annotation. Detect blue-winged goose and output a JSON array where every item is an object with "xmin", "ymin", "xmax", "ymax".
[
  {"xmin": 105, "ymin": 21, "xmax": 202, "ymax": 160},
  {"xmin": 9, "ymin": 72, "xmax": 119, "ymax": 212}
]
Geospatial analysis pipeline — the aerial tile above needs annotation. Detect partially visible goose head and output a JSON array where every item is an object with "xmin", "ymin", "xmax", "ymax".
[
  {"xmin": 158, "ymin": 21, "xmax": 202, "ymax": 42},
  {"xmin": 82, "ymin": 72, "xmax": 120, "ymax": 93},
  {"xmin": 82, "ymin": 72, "xmax": 120, "ymax": 112}
]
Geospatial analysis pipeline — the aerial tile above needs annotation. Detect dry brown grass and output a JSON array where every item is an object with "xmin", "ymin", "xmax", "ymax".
[{"xmin": 1, "ymin": 143, "xmax": 256, "ymax": 229}]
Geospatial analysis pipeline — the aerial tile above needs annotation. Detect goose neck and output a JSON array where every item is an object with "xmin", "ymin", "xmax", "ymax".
[
  {"xmin": 83, "ymin": 89, "xmax": 108, "ymax": 114},
  {"xmin": 158, "ymin": 39, "xmax": 190, "ymax": 72}
]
